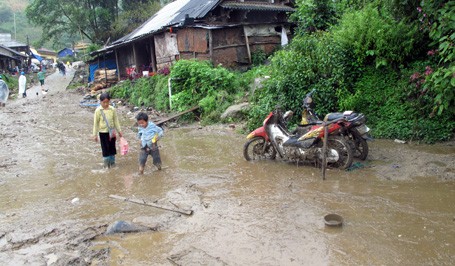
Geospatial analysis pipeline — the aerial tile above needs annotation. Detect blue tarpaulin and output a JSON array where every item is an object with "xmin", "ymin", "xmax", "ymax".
[
  {"xmin": 89, "ymin": 59, "xmax": 117, "ymax": 82},
  {"xmin": 31, "ymin": 52, "xmax": 43, "ymax": 62}
]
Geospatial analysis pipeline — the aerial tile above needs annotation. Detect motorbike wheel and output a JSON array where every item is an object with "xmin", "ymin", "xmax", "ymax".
[
  {"xmin": 325, "ymin": 136, "xmax": 353, "ymax": 170},
  {"xmin": 243, "ymin": 137, "xmax": 276, "ymax": 161},
  {"xmin": 351, "ymin": 130, "xmax": 369, "ymax": 160}
]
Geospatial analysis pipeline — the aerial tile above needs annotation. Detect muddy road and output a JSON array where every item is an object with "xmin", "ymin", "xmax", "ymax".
[{"xmin": 0, "ymin": 69, "xmax": 454, "ymax": 265}]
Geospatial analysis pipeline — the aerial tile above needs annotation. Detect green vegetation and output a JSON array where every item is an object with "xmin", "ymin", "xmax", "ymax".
[
  {"xmin": 110, "ymin": 74, "xmax": 170, "ymax": 111},
  {"xmin": 109, "ymin": 60, "xmax": 262, "ymax": 124}
]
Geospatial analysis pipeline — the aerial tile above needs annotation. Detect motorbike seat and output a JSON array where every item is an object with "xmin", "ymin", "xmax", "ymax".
[
  {"xmin": 283, "ymin": 136, "xmax": 315, "ymax": 149},
  {"xmin": 324, "ymin": 112, "xmax": 344, "ymax": 122},
  {"xmin": 324, "ymin": 112, "xmax": 361, "ymax": 122}
]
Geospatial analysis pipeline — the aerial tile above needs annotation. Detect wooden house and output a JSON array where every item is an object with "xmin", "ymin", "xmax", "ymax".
[
  {"xmin": 37, "ymin": 48, "xmax": 57, "ymax": 63},
  {"xmin": 92, "ymin": 0, "xmax": 294, "ymax": 80},
  {"xmin": 0, "ymin": 45, "xmax": 27, "ymax": 73}
]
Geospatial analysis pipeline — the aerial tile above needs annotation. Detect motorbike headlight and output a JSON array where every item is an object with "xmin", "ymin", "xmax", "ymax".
[
  {"xmin": 351, "ymin": 114, "xmax": 366, "ymax": 126},
  {"xmin": 356, "ymin": 124, "xmax": 370, "ymax": 135}
]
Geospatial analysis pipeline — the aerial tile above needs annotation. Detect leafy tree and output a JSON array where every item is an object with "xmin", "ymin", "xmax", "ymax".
[
  {"xmin": 26, "ymin": 0, "xmax": 164, "ymax": 45},
  {"xmin": 290, "ymin": 0, "xmax": 337, "ymax": 33},
  {"xmin": 421, "ymin": 1, "xmax": 455, "ymax": 116},
  {"xmin": 111, "ymin": 1, "xmax": 161, "ymax": 38},
  {"xmin": 331, "ymin": 4, "xmax": 418, "ymax": 68},
  {"xmin": 26, "ymin": 0, "xmax": 118, "ymax": 44}
]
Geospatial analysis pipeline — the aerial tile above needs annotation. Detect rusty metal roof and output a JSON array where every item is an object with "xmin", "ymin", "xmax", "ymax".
[
  {"xmin": 220, "ymin": 1, "xmax": 294, "ymax": 12},
  {"xmin": 112, "ymin": 0, "xmax": 223, "ymax": 45},
  {"xmin": 95, "ymin": 0, "xmax": 294, "ymax": 54}
]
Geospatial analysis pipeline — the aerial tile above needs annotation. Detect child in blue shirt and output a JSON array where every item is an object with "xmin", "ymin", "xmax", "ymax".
[{"xmin": 136, "ymin": 112, "xmax": 164, "ymax": 174}]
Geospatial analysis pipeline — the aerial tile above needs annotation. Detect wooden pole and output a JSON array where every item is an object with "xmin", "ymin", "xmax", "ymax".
[
  {"xmin": 168, "ymin": 77, "xmax": 172, "ymax": 110},
  {"xmin": 109, "ymin": 194, "xmax": 193, "ymax": 215},
  {"xmin": 208, "ymin": 29, "xmax": 213, "ymax": 60},
  {"xmin": 150, "ymin": 36, "xmax": 157, "ymax": 73},
  {"xmin": 153, "ymin": 106, "xmax": 199, "ymax": 126},
  {"xmin": 322, "ymin": 123, "xmax": 328, "ymax": 180},
  {"xmin": 243, "ymin": 26, "xmax": 252, "ymax": 64},
  {"xmin": 114, "ymin": 49, "xmax": 120, "ymax": 81}
]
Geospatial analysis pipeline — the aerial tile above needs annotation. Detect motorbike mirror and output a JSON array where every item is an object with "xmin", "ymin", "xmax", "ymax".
[
  {"xmin": 283, "ymin": 110, "xmax": 293, "ymax": 120},
  {"xmin": 303, "ymin": 89, "xmax": 316, "ymax": 106},
  {"xmin": 302, "ymin": 96, "xmax": 313, "ymax": 108}
]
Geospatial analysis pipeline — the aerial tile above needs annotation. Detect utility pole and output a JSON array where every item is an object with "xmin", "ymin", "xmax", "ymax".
[
  {"xmin": 26, "ymin": 35, "xmax": 30, "ymax": 67},
  {"xmin": 13, "ymin": 13, "xmax": 16, "ymax": 40}
]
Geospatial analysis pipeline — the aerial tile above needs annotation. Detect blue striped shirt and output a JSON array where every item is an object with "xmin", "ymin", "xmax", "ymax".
[{"xmin": 137, "ymin": 122, "xmax": 163, "ymax": 148}]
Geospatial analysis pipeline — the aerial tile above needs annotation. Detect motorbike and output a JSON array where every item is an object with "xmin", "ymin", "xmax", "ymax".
[
  {"xmin": 243, "ymin": 106, "xmax": 353, "ymax": 169},
  {"xmin": 295, "ymin": 89, "xmax": 371, "ymax": 160}
]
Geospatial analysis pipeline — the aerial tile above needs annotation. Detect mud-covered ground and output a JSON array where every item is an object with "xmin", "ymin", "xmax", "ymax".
[{"xmin": 0, "ymin": 69, "xmax": 454, "ymax": 265}]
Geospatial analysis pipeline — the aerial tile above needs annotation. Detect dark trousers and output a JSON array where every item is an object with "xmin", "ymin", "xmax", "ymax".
[
  {"xmin": 99, "ymin": 132, "xmax": 117, "ymax": 157},
  {"xmin": 139, "ymin": 144, "xmax": 161, "ymax": 167}
]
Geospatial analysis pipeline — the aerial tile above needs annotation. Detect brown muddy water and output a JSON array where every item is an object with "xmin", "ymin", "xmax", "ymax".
[{"xmin": 0, "ymin": 69, "xmax": 454, "ymax": 265}]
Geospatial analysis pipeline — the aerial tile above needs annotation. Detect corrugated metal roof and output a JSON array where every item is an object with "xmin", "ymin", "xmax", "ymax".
[
  {"xmin": 0, "ymin": 44, "xmax": 27, "ymax": 58},
  {"xmin": 95, "ymin": 0, "xmax": 293, "ymax": 55},
  {"xmin": 220, "ymin": 1, "xmax": 295, "ymax": 12},
  {"xmin": 0, "ymin": 39, "xmax": 28, "ymax": 48},
  {"xmin": 112, "ymin": 0, "xmax": 222, "ymax": 45}
]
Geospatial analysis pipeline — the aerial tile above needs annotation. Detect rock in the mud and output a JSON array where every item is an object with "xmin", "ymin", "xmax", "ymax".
[
  {"xmin": 220, "ymin": 102, "xmax": 250, "ymax": 120},
  {"xmin": 132, "ymin": 216, "xmax": 161, "ymax": 229},
  {"xmin": 71, "ymin": 197, "xmax": 80, "ymax": 204},
  {"xmin": 105, "ymin": 220, "xmax": 153, "ymax": 235},
  {"xmin": 168, "ymin": 122, "xmax": 179, "ymax": 128}
]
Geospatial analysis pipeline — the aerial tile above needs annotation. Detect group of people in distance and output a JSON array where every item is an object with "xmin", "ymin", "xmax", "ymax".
[{"xmin": 0, "ymin": 66, "xmax": 48, "ymax": 107}]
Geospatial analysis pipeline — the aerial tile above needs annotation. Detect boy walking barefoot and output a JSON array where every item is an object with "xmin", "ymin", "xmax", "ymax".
[{"xmin": 136, "ymin": 112, "xmax": 164, "ymax": 174}]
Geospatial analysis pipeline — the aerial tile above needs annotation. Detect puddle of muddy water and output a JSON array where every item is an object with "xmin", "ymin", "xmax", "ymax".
[{"xmin": 1, "ymin": 87, "xmax": 454, "ymax": 265}]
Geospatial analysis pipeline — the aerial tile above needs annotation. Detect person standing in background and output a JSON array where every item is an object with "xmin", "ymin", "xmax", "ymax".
[
  {"xmin": 37, "ymin": 68, "xmax": 47, "ymax": 94},
  {"xmin": 18, "ymin": 72, "xmax": 27, "ymax": 98}
]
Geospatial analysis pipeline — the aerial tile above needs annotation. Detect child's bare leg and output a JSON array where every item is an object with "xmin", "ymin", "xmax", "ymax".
[{"xmin": 139, "ymin": 148, "xmax": 147, "ymax": 175}]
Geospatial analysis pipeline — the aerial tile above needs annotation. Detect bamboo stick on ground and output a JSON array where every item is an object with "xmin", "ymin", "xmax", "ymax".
[{"xmin": 109, "ymin": 194, "xmax": 193, "ymax": 215}]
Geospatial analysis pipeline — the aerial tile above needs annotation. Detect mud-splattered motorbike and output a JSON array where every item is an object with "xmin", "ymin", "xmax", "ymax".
[
  {"xmin": 295, "ymin": 89, "xmax": 371, "ymax": 160},
  {"xmin": 243, "ymin": 106, "xmax": 353, "ymax": 169}
]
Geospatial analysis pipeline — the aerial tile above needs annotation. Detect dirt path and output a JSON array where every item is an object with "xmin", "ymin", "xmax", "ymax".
[{"xmin": 0, "ymin": 69, "xmax": 454, "ymax": 265}]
